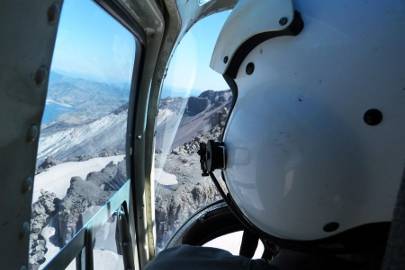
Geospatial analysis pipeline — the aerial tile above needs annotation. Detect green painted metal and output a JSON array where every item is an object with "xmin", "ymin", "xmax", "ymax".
[{"xmin": 0, "ymin": 0, "xmax": 63, "ymax": 268}]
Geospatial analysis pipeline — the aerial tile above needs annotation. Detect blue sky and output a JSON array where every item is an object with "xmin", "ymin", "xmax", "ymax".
[
  {"xmin": 51, "ymin": 0, "xmax": 229, "ymax": 92},
  {"xmin": 162, "ymin": 11, "xmax": 230, "ymax": 95},
  {"xmin": 51, "ymin": 0, "xmax": 136, "ymax": 83}
]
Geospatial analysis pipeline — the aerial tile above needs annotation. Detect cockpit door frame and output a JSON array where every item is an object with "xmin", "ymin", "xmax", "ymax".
[{"xmin": 0, "ymin": 1, "xmax": 63, "ymax": 268}]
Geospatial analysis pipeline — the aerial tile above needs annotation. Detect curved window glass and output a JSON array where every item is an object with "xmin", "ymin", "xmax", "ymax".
[
  {"xmin": 154, "ymin": 11, "xmax": 232, "ymax": 251},
  {"xmin": 30, "ymin": 0, "xmax": 136, "ymax": 268}
]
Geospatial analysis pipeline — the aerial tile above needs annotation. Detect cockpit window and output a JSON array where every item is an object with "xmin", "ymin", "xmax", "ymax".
[
  {"xmin": 154, "ymin": 11, "xmax": 232, "ymax": 251},
  {"xmin": 29, "ymin": 0, "xmax": 136, "ymax": 268}
]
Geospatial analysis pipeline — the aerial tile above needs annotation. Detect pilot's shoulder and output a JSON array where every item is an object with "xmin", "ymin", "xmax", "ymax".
[{"xmin": 145, "ymin": 245, "xmax": 275, "ymax": 270}]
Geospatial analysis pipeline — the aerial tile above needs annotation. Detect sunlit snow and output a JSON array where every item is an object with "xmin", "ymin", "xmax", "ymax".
[
  {"xmin": 204, "ymin": 231, "xmax": 265, "ymax": 259},
  {"xmin": 33, "ymin": 155, "xmax": 125, "ymax": 202}
]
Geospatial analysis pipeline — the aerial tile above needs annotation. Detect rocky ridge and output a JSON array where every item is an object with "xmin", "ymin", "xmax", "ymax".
[
  {"xmin": 29, "ymin": 160, "xmax": 127, "ymax": 268},
  {"xmin": 29, "ymin": 191, "xmax": 58, "ymax": 267}
]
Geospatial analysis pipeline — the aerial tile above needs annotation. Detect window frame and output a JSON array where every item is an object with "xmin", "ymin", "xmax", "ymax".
[
  {"xmin": 38, "ymin": 0, "xmax": 145, "ymax": 269},
  {"xmin": 139, "ymin": 2, "xmax": 236, "ymax": 262}
]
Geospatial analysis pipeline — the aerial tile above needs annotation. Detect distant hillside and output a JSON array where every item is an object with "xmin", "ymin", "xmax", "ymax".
[
  {"xmin": 37, "ymin": 89, "xmax": 231, "ymax": 165},
  {"xmin": 38, "ymin": 105, "xmax": 128, "ymax": 164},
  {"xmin": 45, "ymin": 72, "xmax": 130, "ymax": 125}
]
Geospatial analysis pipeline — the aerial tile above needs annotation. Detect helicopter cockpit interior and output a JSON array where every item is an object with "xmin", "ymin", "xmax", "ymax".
[{"xmin": 0, "ymin": 0, "xmax": 404, "ymax": 270}]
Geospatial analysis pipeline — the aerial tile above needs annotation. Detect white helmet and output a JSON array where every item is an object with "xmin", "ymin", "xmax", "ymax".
[{"xmin": 208, "ymin": 0, "xmax": 405, "ymax": 241}]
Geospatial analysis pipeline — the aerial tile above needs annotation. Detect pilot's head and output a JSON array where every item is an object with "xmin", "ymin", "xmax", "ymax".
[{"xmin": 209, "ymin": 0, "xmax": 405, "ymax": 245}]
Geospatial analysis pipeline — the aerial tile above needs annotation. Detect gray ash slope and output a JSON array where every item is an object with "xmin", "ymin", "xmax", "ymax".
[
  {"xmin": 155, "ymin": 89, "xmax": 232, "ymax": 151},
  {"xmin": 37, "ymin": 104, "xmax": 128, "ymax": 164},
  {"xmin": 38, "ymin": 89, "xmax": 231, "ymax": 164}
]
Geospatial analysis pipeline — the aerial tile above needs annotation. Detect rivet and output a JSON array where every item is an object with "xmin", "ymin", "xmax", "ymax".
[
  {"xmin": 363, "ymin": 108, "xmax": 383, "ymax": 126},
  {"xmin": 27, "ymin": 125, "xmax": 39, "ymax": 143},
  {"xmin": 279, "ymin": 17, "xmax": 289, "ymax": 26},
  {"xmin": 22, "ymin": 176, "xmax": 33, "ymax": 193},
  {"xmin": 137, "ymin": 135, "xmax": 142, "ymax": 140},
  {"xmin": 223, "ymin": 56, "xmax": 229, "ymax": 64},
  {"xmin": 47, "ymin": 3, "xmax": 60, "ymax": 24},
  {"xmin": 34, "ymin": 66, "xmax": 48, "ymax": 86},
  {"xmin": 245, "ymin": 62, "xmax": 255, "ymax": 75},
  {"xmin": 19, "ymin": 222, "xmax": 30, "ymax": 239}
]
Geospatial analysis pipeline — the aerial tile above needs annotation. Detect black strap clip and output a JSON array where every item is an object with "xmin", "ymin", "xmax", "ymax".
[{"xmin": 197, "ymin": 140, "xmax": 226, "ymax": 176}]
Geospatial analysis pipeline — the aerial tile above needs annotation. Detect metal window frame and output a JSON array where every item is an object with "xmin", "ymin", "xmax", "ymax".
[
  {"xmin": 0, "ymin": 1, "xmax": 64, "ymax": 269},
  {"xmin": 40, "ymin": 0, "xmax": 147, "ymax": 269},
  {"xmin": 132, "ymin": 1, "xmax": 237, "ymax": 266},
  {"xmin": 0, "ymin": 0, "xmax": 146, "ymax": 268}
]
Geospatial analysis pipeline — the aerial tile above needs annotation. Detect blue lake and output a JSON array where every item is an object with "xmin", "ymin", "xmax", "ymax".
[{"xmin": 42, "ymin": 103, "xmax": 74, "ymax": 124}]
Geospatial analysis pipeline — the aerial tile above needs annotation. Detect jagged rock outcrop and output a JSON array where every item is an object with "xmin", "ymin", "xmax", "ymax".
[
  {"xmin": 54, "ymin": 176, "xmax": 110, "ymax": 245},
  {"xmin": 54, "ymin": 160, "xmax": 127, "ymax": 245},
  {"xmin": 29, "ymin": 159, "xmax": 128, "ymax": 269},
  {"xmin": 185, "ymin": 97, "xmax": 209, "ymax": 116},
  {"xmin": 29, "ymin": 191, "xmax": 58, "ymax": 267},
  {"xmin": 155, "ymin": 178, "xmax": 221, "ymax": 249},
  {"xmin": 38, "ymin": 157, "xmax": 59, "ymax": 170},
  {"xmin": 36, "ymin": 157, "xmax": 60, "ymax": 174}
]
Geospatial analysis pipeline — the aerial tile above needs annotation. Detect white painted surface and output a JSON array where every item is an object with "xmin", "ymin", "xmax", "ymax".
[{"xmin": 210, "ymin": 0, "xmax": 294, "ymax": 74}]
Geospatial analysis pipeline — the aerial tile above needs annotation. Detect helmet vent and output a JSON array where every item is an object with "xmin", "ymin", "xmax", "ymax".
[
  {"xmin": 245, "ymin": 62, "xmax": 255, "ymax": 75},
  {"xmin": 323, "ymin": 222, "xmax": 339, "ymax": 233},
  {"xmin": 279, "ymin": 17, "xmax": 289, "ymax": 26}
]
